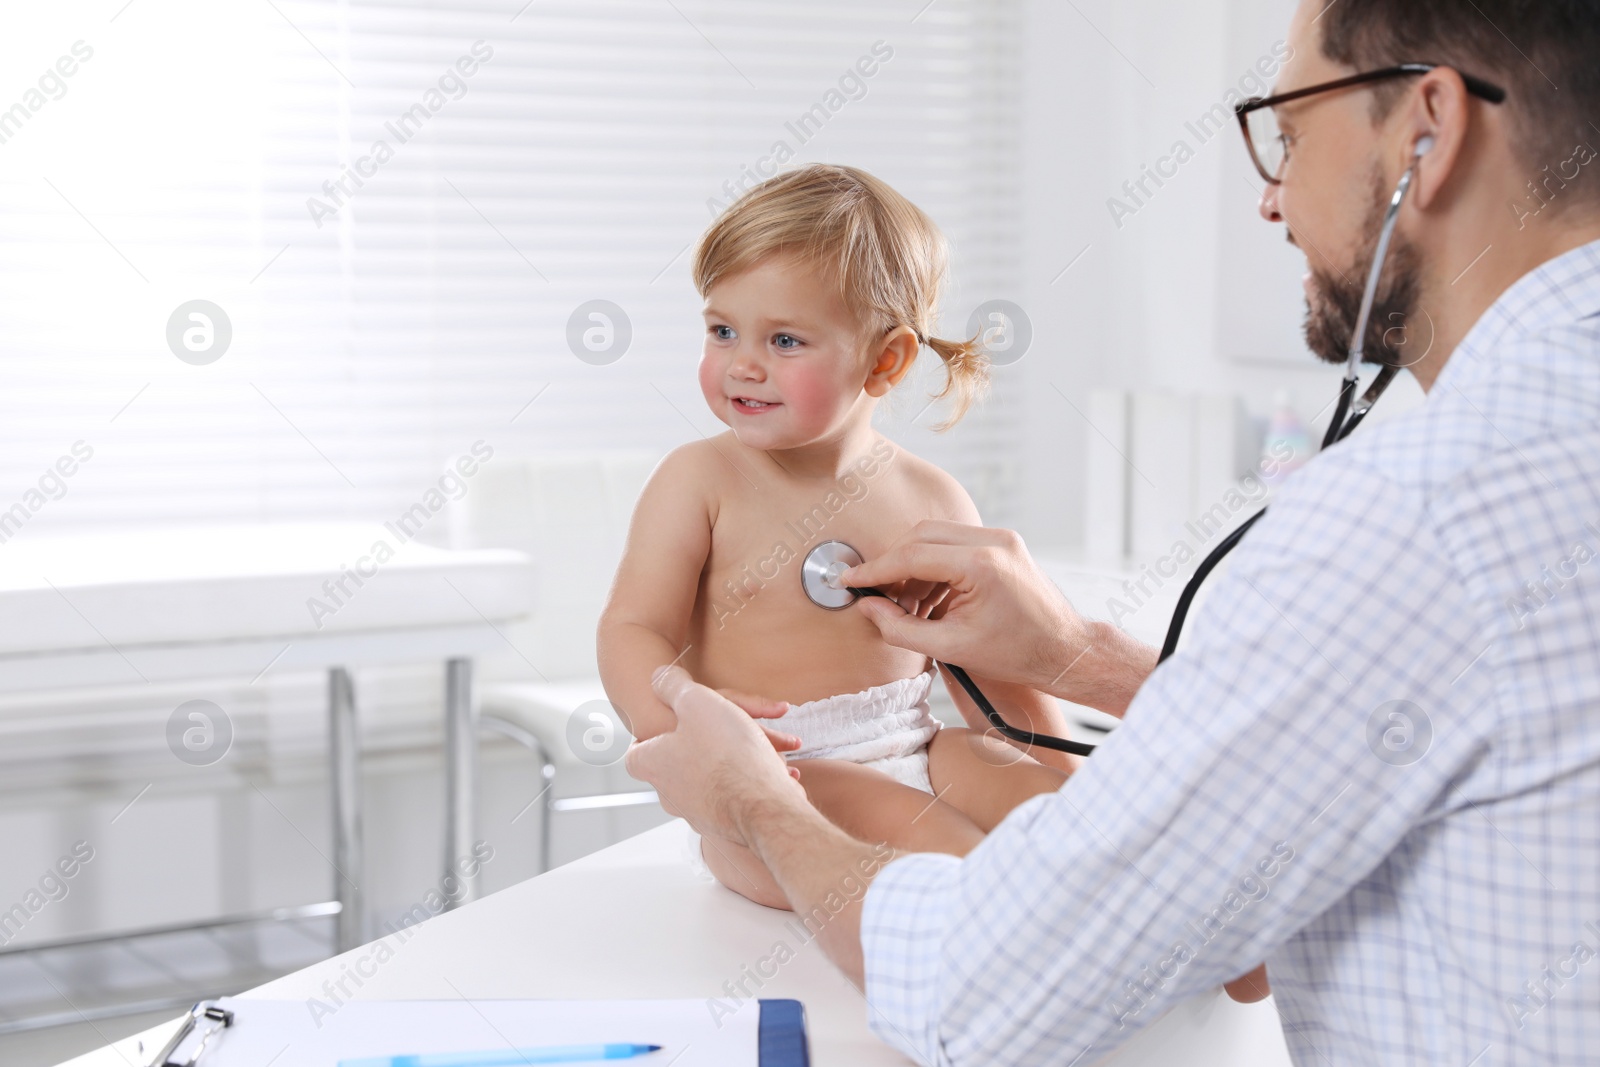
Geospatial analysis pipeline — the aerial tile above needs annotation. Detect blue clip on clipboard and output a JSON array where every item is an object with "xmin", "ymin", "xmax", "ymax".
[{"xmin": 758, "ymin": 1000, "xmax": 809, "ymax": 1067}]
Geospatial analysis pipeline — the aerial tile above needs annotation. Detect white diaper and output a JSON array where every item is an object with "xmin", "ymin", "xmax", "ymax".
[{"xmin": 683, "ymin": 670, "xmax": 941, "ymax": 880}]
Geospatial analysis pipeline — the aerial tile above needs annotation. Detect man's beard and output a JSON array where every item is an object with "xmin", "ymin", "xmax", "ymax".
[{"xmin": 1301, "ymin": 169, "xmax": 1425, "ymax": 368}]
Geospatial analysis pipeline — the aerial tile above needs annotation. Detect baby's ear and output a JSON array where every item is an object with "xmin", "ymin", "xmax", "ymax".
[{"xmin": 864, "ymin": 325, "xmax": 920, "ymax": 396}]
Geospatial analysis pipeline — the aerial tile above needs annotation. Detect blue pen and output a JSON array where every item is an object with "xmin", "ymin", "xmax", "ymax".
[{"xmin": 339, "ymin": 1043, "xmax": 662, "ymax": 1067}]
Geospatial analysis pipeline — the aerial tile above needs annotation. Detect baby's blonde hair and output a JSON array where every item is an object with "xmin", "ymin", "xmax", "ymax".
[{"xmin": 691, "ymin": 164, "xmax": 988, "ymax": 431}]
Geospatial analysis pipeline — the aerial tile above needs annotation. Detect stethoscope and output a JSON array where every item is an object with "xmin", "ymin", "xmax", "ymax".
[
  {"xmin": 801, "ymin": 538, "xmax": 1100, "ymax": 757},
  {"xmin": 800, "ymin": 141, "xmax": 1430, "ymax": 759}
]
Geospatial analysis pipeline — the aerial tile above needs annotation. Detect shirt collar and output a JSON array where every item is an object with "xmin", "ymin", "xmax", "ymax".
[{"xmin": 1435, "ymin": 237, "xmax": 1600, "ymax": 391}]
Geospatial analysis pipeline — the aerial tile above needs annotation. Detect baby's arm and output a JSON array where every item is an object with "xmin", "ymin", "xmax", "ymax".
[{"xmin": 597, "ymin": 447, "xmax": 715, "ymax": 741}]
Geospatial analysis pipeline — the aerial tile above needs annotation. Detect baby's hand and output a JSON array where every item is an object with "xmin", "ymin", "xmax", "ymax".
[
  {"xmin": 715, "ymin": 688, "xmax": 789, "ymax": 719},
  {"xmin": 715, "ymin": 688, "xmax": 801, "ymax": 762}
]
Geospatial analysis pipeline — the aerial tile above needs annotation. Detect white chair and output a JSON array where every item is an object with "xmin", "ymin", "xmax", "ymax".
[{"xmin": 449, "ymin": 451, "xmax": 662, "ymax": 872}]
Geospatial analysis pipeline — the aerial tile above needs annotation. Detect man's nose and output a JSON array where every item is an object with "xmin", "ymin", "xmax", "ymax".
[{"xmin": 1258, "ymin": 180, "xmax": 1284, "ymax": 223}]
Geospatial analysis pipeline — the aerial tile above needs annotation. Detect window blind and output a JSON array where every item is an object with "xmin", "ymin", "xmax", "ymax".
[{"xmin": 0, "ymin": 0, "xmax": 1024, "ymax": 537}]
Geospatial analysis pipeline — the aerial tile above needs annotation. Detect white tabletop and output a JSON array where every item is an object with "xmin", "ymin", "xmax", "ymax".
[
  {"xmin": 0, "ymin": 522, "xmax": 533, "ymax": 689},
  {"xmin": 0, "ymin": 522, "xmax": 531, "ymax": 648},
  {"xmin": 61, "ymin": 821, "xmax": 1291, "ymax": 1067}
]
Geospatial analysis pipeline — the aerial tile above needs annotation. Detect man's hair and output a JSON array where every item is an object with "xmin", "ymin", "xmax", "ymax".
[{"xmin": 1321, "ymin": 1, "xmax": 1600, "ymax": 209}]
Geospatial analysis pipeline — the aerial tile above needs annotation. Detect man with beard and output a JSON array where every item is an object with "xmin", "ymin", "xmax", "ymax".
[{"xmin": 626, "ymin": 0, "xmax": 1600, "ymax": 1063}]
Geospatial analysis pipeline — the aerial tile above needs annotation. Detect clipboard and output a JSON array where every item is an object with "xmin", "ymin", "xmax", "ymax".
[{"xmin": 149, "ymin": 997, "xmax": 809, "ymax": 1067}]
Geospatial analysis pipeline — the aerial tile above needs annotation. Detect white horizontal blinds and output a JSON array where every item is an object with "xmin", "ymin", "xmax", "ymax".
[{"xmin": 0, "ymin": 0, "xmax": 1022, "ymax": 535}]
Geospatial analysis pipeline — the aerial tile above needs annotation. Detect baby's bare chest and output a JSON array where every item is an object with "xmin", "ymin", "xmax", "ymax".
[
  {"xmin": 702, "ymin": 474, "xmax": 921, "ymax": 618},
  {"xmin": 684, "ymin": 453, "xmax": 939, "ymax": 700}
]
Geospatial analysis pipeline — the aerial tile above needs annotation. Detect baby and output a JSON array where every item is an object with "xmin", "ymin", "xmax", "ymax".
[{"xmin": 596, "ymin": 163, "xmax": 1076, "ymax": 910}]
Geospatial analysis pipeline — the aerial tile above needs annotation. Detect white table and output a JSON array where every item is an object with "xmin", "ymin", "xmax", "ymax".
[
  {"xmin": 0, "ymin": 523, "xmax": 534, "ymax": 953},
  {"xmin": 61, "ymin": 821, "xmax": 1292, "ymax": 1067}
]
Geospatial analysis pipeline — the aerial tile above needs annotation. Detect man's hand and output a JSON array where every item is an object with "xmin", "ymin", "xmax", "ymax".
[
  {"xmin": 716, "ymin": 687, "xmax": 801, "ymax": 768},
  {"xmin": 626, "ymin": 665, "xmax": 807, "ymax": 846},
  {"xmin": 842, "ymin": 520, "xmax": 1157, "ymax": 716},
  {"xmin": 843, "ymin": 521, "xmax": 1089, "ymax": 689}
]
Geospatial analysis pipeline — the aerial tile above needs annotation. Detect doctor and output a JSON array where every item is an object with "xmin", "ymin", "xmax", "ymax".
[{"xmin": 628, "ymin": 0, "xmax": 1600, "ymax": 1062}]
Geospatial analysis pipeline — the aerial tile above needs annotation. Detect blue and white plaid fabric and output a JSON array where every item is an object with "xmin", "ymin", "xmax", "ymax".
[{"xmin": 861, "ymin": 240, "xmax": 1600, "ymax": 1066}]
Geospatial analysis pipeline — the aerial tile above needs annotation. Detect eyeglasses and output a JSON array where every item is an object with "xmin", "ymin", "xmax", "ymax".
[{"xmin": 1234, "ymin": 64, "xmax": 1508, "ymax": 184}]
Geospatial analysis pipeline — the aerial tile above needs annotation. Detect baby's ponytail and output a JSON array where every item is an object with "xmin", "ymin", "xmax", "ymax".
[{"xmin": 924, "ymin": 332, "xmax": 991, "ymax": 432}]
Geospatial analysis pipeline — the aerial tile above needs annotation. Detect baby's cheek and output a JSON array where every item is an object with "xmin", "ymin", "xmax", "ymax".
[
  {"xmin": 697, "ymin": 353, "xmax": 724, "ymax": 410},
  {"xmin": 778, "ymin": 364, "xmax": 854, "ymax": 429}
]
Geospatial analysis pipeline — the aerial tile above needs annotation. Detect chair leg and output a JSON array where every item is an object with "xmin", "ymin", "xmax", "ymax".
[
  {"xmin": 480, "ymin": 714, "xmax": 560, "ymax": 875},
  {"xmin": 442, "ymin": 658, "xmax": 478, "ymax": 910},
  {"xmin": 329, "ymin": 667, "xmax": 363, "ymax": 952},
  {"xmin": 539, "ymin": 755, "xmax": 556, "ymax": 874}
]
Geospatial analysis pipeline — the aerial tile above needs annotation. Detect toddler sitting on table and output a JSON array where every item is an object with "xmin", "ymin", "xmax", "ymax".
[{"xmin": 598, "ymin": 163, "xmax": 1074, "ymax": 907}]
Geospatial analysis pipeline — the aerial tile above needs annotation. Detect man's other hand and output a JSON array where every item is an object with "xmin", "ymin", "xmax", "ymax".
[{"xmin": 626, "ymin": 664, "xmax": 806, "ymax": 846}]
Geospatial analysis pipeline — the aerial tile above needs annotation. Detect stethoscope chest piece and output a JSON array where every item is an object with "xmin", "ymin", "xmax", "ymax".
[{"xmin": 801, "ymin": 540, "xmax": 864, "ymax": 610}]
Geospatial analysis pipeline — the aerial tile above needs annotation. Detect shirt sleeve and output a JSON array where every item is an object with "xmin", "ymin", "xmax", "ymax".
[{"xmin": 859, "ymin": 451, "xmax": 1496, "ymax": 1066}]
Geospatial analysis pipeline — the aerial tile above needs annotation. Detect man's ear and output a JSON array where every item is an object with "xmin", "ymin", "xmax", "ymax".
[
  {"xmin": 864, "ymin": 325, "xmax": 920, "ymax": 398},
  {"xmin": 1406, "ymin": 67, "xmax": 1473, "ymax": 210}
]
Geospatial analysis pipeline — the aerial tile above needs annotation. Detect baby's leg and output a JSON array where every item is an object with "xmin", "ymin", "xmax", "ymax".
[
  {"xmin": 698, "ymin": 833, "xmax": 790, "ymax": 910},
  {"xmin": 926, "ymin": 727, "xmax": 1071, "ymax": 832},
  {"xmin": 795, "ymin": 758, "xmax": 986, "ymax": 857},
  {"xmin": 699, "ymin": 757, "xmax": 989, "ymax": 909}
]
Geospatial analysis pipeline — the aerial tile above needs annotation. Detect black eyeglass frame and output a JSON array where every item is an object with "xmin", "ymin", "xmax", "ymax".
[{"xmin": 1234, "ymin": 63, "xmax": 1508, "ymax": 184}]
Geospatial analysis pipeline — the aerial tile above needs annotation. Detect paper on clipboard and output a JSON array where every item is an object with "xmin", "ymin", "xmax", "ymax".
[{"xmin": 160, "ymin": 997, "xmax": 762, "ymax": 1067}]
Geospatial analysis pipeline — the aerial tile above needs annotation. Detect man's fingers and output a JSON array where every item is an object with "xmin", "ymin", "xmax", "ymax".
[
  {"xmin": 891, "ymin": 519, "xmax": 1006, "ymax": 547},
  {"xmin": 911, "ymin": 583, "xmax": 951, "ymax": 618},
  {"xmin": 624, "ymin": 738, "xmax": 671, "ymax": 806},
  {"xmin": 842, "ymin": 542, "xmax": 976, "ymax": 591},
  {"xmin": 855, "ymin": 594, "xmax": 949, "ymax": 658},
  {"xmin": 650, "ymin": 663, "xmax": 697, "ymax": 706}
]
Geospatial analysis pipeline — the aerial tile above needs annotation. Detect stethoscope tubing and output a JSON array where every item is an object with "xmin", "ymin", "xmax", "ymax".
[
  {"xmin": 846, "ymin": 585, "xmax": 1098, "ymax": 757},
  {"xmin": 1156, "ymin": 366, "xmax": 1395, "ymax": 665},
  {"xmin": 1156, "ymin": 162, "xmax": 1417, "ymax": 668}
]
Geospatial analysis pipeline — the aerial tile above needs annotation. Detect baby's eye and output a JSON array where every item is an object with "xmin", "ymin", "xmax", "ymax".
[
  {"xmin": 710, "ymin": 324, "xmax": 735, "ymax": 341},
  {"xmin": 772, "ymin": 333, "xmax": 802, "ymax": 351}
]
